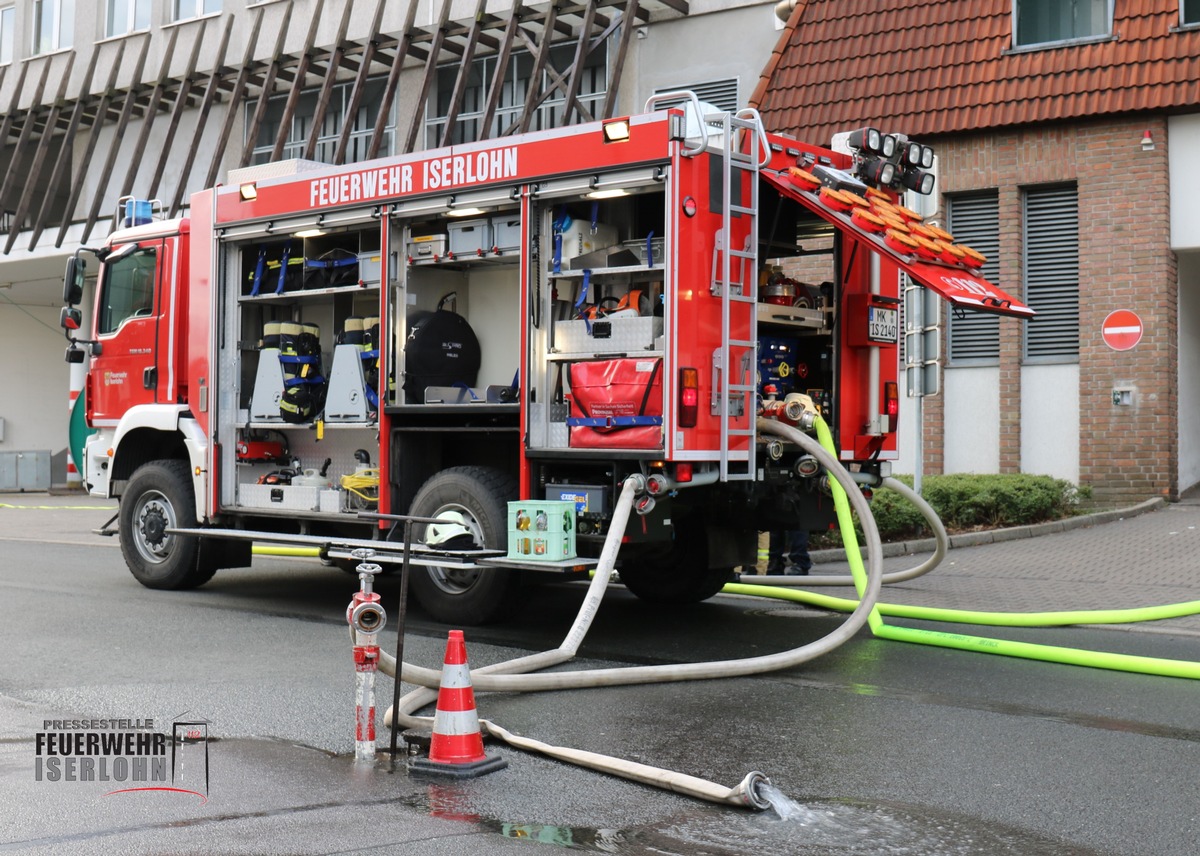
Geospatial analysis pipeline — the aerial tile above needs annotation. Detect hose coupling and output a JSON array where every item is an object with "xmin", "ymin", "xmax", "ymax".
[
  {"xmin": 624, "ymin": 473, "xmax": 649, "ymax": 494},
  {"xmin": 350, "ymin": 599, "xmax": 387, "ymax": 634},
  {"xmin": 731, "ymin": 770, "xmax": 773, "ymax": 811},
  {"xmin": 634, "ymin": 494, "xmax": 656, "ymax": 516},
  {"xmin": 794, "ymin": 454, "xmax": 820, "ymax": 478},
  {"xmin": 765, "ymin": 438, "xmax": 784, "ymax": 461}
]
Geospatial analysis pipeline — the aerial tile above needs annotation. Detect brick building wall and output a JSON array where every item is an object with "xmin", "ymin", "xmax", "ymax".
[
  {"xmin": 936, "ymin": 116, "xmax": 1176, "ymax": 504},
  {"xmin": 776, "ymin": 116, "xmax": 1177, "ymax": 504}
]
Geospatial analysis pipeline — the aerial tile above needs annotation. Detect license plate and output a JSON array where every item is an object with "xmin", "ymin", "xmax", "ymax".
[{"xmin": 867, "ymin": 306, "xmax": 898, "ymax": 343}]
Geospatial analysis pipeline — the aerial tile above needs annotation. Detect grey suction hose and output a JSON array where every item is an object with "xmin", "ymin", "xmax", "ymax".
[
  {"xmin": 379, "ymin": 428, "xmax": 883, "ymax": 693},
  {"xmin": 376, "ymin": 421, "xmax": 882, "ymax": 810}
]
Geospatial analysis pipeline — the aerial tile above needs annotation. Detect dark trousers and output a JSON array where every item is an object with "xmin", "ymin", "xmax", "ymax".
[{"xmin": 768, "ymin": 529, "xmax": 811, "ymax": 573}]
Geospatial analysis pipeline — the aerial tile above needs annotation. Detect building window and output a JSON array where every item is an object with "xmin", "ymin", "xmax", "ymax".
[
  {"xmin": 106, "ymin": 0, "xmax": 150, "ymax": 37},
  {"xmin": 1014, "ymin": 0, "xmax": 1111, "ymax": 47},
  {"xmin": 172, "ymin": 0, "xmax": 220, "ymax": 22},
  {"xmin": 1023, "ymin": 184, "xmax": 1079, "ymax": 361},
  {"xmin": 1, "ymin": 6, "xmax": 14, "ymax": 64},
  {"xmin": 32, "ymin": 0, "xmax": 73, "ymax": 53},
  {"xmin": 247, "ymin": 78, "xmax": 395, "ymax": 165},
  {"xmin": 947, "ymin": 192, "xmax": 1000, "ymax": 363},
  {"xmin": 1184, "ymin": 0, "xmax": 1200, "ymax": 26},
  {"xmin": 425, "ymin": 44, "xmax": 608, "ymax": 148}
]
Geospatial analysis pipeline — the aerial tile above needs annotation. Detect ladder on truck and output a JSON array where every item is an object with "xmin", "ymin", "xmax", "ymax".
[{"xmin": 709, "ymin": 108, "xmax": 768, "ymax": 482}]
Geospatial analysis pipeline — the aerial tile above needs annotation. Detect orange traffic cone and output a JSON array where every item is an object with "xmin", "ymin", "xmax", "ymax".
[{"xmin": 410, "ymin": 630, "xmax": 507, "ymax": 778}]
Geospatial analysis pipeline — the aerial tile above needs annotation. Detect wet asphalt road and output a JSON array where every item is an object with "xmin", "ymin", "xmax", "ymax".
[{"xmin": 1, "ymin": 498, "xmax": 1199, "ymax": 854}]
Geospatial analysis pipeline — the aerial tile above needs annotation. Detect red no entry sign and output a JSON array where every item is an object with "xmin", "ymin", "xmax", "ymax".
[{"xmin": 1102, "ymin": 310, "xmax": 1143, "ymax": 351}]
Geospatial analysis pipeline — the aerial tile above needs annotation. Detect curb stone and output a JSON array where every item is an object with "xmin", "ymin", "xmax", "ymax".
[{"xmin": 810, "ymin": 496, "xmax": 1168, "ymax": 565}]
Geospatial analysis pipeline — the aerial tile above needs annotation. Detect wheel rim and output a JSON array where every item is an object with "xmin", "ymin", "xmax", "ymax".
[
  {"xmin": 423, "ymin": 502, "xmax": 485, "ymax": 595},
  {"xmin": 132, "ymin": 489, "xmax": 177, "ymax": 565}
]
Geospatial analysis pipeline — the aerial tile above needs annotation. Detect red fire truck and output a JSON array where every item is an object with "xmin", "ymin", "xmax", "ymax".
[{"xmin": 61, "ymin": 97, "xmax": 1030, "ymax": 624}]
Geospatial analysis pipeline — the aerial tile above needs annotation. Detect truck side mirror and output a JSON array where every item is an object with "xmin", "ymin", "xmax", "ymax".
[{"xmin": 63, "ymin": 256, "xmax": 86, "ymax": 306}]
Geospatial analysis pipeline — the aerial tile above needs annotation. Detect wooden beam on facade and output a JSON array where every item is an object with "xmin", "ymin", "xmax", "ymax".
[
  {"xmin": 439, "ymin": 0, "xmax": 489, "ymax": 147},
  {"xmin": 601, "ymin": 0, "xmax": 639, "ymax": 120},
  {"xmin": 333, "ymin": 0, "xmax": 387, "ymax": 165},
  {"xmin": 202, "ymin": 6, "xmax": 266, "ymax": 189},
  {"xmin": 242, "ymin": 0, "xmax": 297, "ymax": 168},
  {"xmin": 559, "ymin": 0, "xmax": 599, "ymax": 126},
  {"xmin": 516, "ymin": 1, "xmax": 560, "ymax": 133},
  {"xmin": 3, "ymin": 54, "xmax": 74, "ymax": 254},
  {"xmin": 27, "ymin": 52, "xmax": 100, "ymax": 250},
  {"xmin": 269, "ymin": 0, "xmax": 325, "ymax": 162},
  {"xmin": 53, "ymin": 41, "xmax": 129, "ymax": 248},
  {"xmin": 0, "ymin": 61, "xmax": 31, "ymax": 158},
  {"xmin": 82, "ymin": 34, "xmax": 154, "ymax": 243},
  {"xmin": 401, "ymin": 0, "xmax": 454, "ymax": 154},
  {"xmin": 302, "ymin": 0, "xmax": 354, "ymax": 161},
  {"xmin": 0, "ymin": 57, "xmax": 54, "ymax": 211},
  {"xmin": 146, "ymin": 20, "xmax": 211, "ymax": 202},
  {"xmin": 365, "ymin": 0, "xmax": 419, "ymax": 160},
  {"xmin": 477, "ymin": 0, "xmax": 524, "ymax": 141},
  {"xmin": 115, "ymin": 27, "xmax": 180, "ymax": 203},
  {"xmin": 168, "ymin": 17, "xmax": 236, "ymax": 217}
]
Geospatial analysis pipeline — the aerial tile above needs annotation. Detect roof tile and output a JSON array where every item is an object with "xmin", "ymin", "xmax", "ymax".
[{"xmin": 755, "ymin": 0, "xmax": 1200, "ymax": 144}]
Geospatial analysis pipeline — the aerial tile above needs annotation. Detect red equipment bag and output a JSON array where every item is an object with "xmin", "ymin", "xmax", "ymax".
[{"xmin": 566, "ymin": 358, "xmax": 663, "ymax": 449}]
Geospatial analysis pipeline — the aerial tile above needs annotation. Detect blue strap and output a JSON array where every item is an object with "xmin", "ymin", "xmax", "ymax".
[
  {"xmin": 553, "ymin": 232, "xmax": 562, "ymax": 274},
  {"xmin": 573, "ymin": 270, "xmax": 593, "ymax": 333},
  {"xmin": 452, "ymin": 381, "xmax": 480, "ymax": 401},
  {"xmin": 360, "ymin": 349, "xmax": 379, "ymax": 360},
  {"xmin": 277, "ymin": 354, "xmax": 320, "ymax": 365},
  {"xmin": 283, "ymin": 374, "xmax": 326, "ymax": 388},
  {"xmin": 567, "ymin": 415, "xmax": 664, "ymax": 428},
  {"xmin": 276, "ymin": 241, "xmax": 291, "ymax": 295},
  {"xmin": 645, "ymin": 231, "xmax": 655, "ymax": 268},
  {"xmin": 250, "ymin": 246, "xmax": 266, "ymax": 297},
  {"xmin": 305, "ymin": 256, "xmax": 358, "ymax": 269},
  {"xmin": 590, "ymin": 201, "xmax": 599, "ymax": 231}
]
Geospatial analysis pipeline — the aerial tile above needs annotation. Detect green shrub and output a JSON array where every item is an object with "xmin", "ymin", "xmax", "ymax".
[{"xmin": 815, "ymin": 474, "xmax": 1089, "ymax": 546}]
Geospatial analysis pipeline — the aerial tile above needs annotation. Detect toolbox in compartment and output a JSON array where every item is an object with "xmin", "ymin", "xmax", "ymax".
[
  {"xmin": 507, "ymin": 500, "xmax": 577, "ymax": 561},
  {"xmin": 239, "ymin": 483, "xmax": 322, "ymax": 512},
  {"xmin": 566, "ymin": 357, "xmax": 663, "ymax": 449},
  {"xmin": 555, "ymin": 316, "xmax": 662, "ymax": 354},
  {"xmin": 407, "ymin": 234, "xmax": 448, "ymax": 262}
]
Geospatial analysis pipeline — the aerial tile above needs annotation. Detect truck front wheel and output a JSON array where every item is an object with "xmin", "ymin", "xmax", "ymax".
[
  {"xmin": 407, "ymin": 466, "xmax": 521, "ymax": 625},
  {"xmin": 120, "ymin": 460, "xmax": 215, "ymax": 590}
]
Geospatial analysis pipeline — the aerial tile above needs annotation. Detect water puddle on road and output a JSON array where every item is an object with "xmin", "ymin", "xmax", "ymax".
[
  {"xmin": 406, "ymin": 781, "xmax": 1101, "ymax": 855},
  {"xmin": 631, "ymin": 787, "xmax": 1102, "ymax": 856}
]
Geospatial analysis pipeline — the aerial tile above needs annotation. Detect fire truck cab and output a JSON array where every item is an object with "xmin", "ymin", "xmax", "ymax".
[{"xmin": 62, "ymin": 97, "xmax": 1030, "ymax": 625}]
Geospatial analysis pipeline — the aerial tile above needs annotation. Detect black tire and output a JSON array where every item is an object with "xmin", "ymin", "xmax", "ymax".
[
  {"xmin": 120, "ymin": 460, "xmax": 215, "ymax": 590},
  {"xmin": 406, "ymin": 466, "xmax": 521, "ymax": 625},
  {"xmin": 618, "ymin": 513, "xmax": 734, "ymax": 604}
]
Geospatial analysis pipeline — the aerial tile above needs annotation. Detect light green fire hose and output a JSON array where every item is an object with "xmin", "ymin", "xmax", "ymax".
[{"xmin": 753, "ymin": 418, "xmax": 1200, "ymax": 681}]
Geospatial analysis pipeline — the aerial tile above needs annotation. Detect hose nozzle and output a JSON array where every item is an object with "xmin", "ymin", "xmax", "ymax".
[{"xmin": 730, "ymin": 770, "xmax": 773, "ymax": 811}]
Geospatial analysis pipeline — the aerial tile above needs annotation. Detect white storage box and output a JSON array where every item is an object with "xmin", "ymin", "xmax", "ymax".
[
  {"xmin": 491, "ymin": 216, "xmax": 522, "ymax": 253},
  {"xmin": 407, "ymin": 235, "xmax": 447, "ymax": 262},
  {"xmin": 555, "ymin": 316, "xmax": 663, "ymax": 355},
  {"xmin": 448, "ymin": 219, "xmax": 492, "ymax": 257}
]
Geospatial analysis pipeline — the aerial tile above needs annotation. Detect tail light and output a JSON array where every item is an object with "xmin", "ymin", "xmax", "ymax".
[
  {"xmin": 679, "ymin": 367, "xmax": 699, "ymax": 428},
  {"xmin": 884, "ymin": 381, "xmax": 899, "ymax": 432},
  {"xmin": 674, "ymin": 463, "xmax": 693, "ymax": 483}
]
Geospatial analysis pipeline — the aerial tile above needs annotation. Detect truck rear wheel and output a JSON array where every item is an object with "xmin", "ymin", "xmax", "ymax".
[
  {"xmin": 618, "ymin": 513, "xmax": 734, "ymax": 604},
  {"xmin": 407, "ymin": 466, "xmax": 520, "ymax": 625},
  {"xmin": 120, "ymin": 460, "xmax": 215, "ymax": 590}
]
